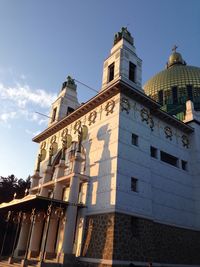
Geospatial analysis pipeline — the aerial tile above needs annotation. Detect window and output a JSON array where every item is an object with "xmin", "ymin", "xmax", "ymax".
[
  {"xmin": 172, "ymin": 86, "xmax": 178, "ymax": 104},
  {"xmin": 108, "ymin": 63, "xmax": 115, "ymax": 82},
  {"xmin": 187, "ymin": 85, "xmax": 193, "ymax": 101},
  {"xmin": 132, "ymin": 133, "xmax": 138, "ymax": 146},
  {"xmin": 129, "ymin": 62, "xmax": 136, "ymax": 82},
  {"xmin": 158, "ymin": 90, "xmax": 163, "ymax": 105},
  {"xmin": 131, "ymin": 177, "xmax": 138, "ymax": 192},
  {"xmin": 160, "ymin": 151, "xmax": 178, "ymax": 167},
  {"xmin": 67, "ymin": 106, "xmax": 74, "ymax": 115},
  {"xmin": 51, "ymin": 107, "xmax": 57, "ymax": 122},
  {"xmin": 181, "ymin": 160, "xmax": 188, "ymax": 171},
  {"xmin": 150, "ymin": 146, "xmax": 157, "ymax": 158}
]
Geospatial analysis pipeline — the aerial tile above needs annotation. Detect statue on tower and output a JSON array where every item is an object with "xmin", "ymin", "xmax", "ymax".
[
  {"xmin": 114, "ymin": 27, "xmax": 133, "ymax": 46},
  {"xmin": 61, "ymin": 75, "xmax": 76, "ymax": 90}
]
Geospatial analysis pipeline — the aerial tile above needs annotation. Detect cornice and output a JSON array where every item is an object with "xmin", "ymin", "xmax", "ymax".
[{"xmin": 33, "ymin": 79, "xmax": 193, "ymax": 143}]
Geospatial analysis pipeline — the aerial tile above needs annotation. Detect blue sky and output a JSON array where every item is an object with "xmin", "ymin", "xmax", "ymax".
[{"xmin": 0, "ymin": 0, "xmax": 200, "ymax": 179}]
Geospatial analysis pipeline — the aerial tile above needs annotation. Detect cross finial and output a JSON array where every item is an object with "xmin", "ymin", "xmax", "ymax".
[{"xmin": 172, "ymin": 45, "xmax": 178, "ymax": 53}]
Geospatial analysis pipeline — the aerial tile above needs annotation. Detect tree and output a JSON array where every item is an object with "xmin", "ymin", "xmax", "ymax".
[{"xmin": 0, "ymin": 175, "xmax": 31, "ymax": 204}]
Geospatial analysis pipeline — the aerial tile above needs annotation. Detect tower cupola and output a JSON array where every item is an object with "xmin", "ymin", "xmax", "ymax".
[
  {"xmin": 48, "ymin": 76, "xmax": 79, "ymax": 126},
  {"xmin": 101, "ymin": 27, "xmax": 142, "ymax": 91}
]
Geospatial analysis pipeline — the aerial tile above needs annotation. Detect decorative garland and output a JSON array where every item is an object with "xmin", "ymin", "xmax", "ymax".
[
  {"xmin": 105, "ymin": 100, "xmax": 115, "ymax": 116},
  {"xmin": 88, "ymin": 111, "xmax": 97, "ymax": 125},
  {"xmin": 164, "ymin": 126, "xmax": 173, "ymax": 140}
]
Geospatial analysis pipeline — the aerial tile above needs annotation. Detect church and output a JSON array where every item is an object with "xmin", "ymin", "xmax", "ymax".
[{"xmin": 0, "ymin": 27, "xmax": 200, "ymax": 267}]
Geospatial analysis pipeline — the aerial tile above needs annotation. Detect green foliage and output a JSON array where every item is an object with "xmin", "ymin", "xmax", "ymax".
[{"xmin": 0, "ymin": 174, "xmax": 31, "ymax": 204}]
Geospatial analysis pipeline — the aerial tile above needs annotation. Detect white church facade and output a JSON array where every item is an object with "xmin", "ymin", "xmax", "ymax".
[{"xmin": 0, "ymin": 28, "xmax": 200, "ymax": 267}]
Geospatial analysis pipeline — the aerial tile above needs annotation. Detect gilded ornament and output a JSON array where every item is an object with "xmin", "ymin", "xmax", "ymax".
[
  {"xmin": 141, "ymin": 108, "xmax": 149, "ymax": 123},
  {"xmin": 50, "ymin": 135, "xmax": 56, "ymax": 144},
  {"xmin": 149, "ymin": 116, "xmax": 154, "ymax": 131},
  {"xmin": 140, "ymin": 108, "xmax": 155, "ymax": 131},
  {"xmin": 88, "ymin": 111, "xmax": 97, "ymax": 125},
  {"xmin": 164, "ymin": 126, "xmax": 173, "ymax": 140},
  {"xmin": 74, "ymin": 120, "xmax": 82, "ymax": 134},
  {"xmin": 121, "ymin": 97, "xmax": 130, "ymax": 114},
  {"xmin": 61, "ymin": 128, "xmax": 68, "ymax": 138},
  {"xmin": 41, "ymin": 141, "xmax": 46, "ymax": 150},
  {"xmin": 105, "ymin": 100, "xmax": 115, "ymax": 116}
]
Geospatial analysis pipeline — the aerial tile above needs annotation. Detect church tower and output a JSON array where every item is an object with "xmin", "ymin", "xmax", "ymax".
[
  {"xmin": 48, "ymin": 76, "xmax": 80, "ymax": 126},
  {"xmin": 101, "ymin": 27, "xmax": 142, "ymax": 91}
]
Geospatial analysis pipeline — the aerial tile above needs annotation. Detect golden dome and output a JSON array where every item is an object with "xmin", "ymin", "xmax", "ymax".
[
  {"xmin": 143, "ymin": 50, "xmax": 200, "ymax": 119},
  {"xmin": 144, "ymin": 65, "xmax": 200, "ymax": 97},
  {"xmin": 168, "ymin": 52, "xmax": 186, "ymax": 68}
]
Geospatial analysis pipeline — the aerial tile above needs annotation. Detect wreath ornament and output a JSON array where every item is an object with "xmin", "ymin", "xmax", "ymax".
[
  {"xmin": 88, "ymin": 111, "xmax": 97, "ymax": 125},
  {"xmin": 105, "ymin": 100, "xmax": 115, "ymax": 116},
  {"xmin": 182, "ymin": 135, "xmax": 189, "ymax": 148},
  {"xmin": 121, "ymin": 97, "xmax": 131, "ymax": 114},
  {"xmin": 164, "ymin": 126, "xmax": 173, "ymax": 140},
  {"xmin": 74, "ymin": 120, "xmax": 82, "ymax": 134}
]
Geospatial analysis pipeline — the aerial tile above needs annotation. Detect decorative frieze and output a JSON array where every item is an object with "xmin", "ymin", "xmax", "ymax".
[
  {"xmin": 164, "ymin": 126, "xmax": 173, "ymax": 140},
  {"xmin": 105, "ymin": 100, "xmax": 115, "ymax": 116},
  {"xmin": 121, "ymin": 97, "xmax": 130, "ymax": 114}
]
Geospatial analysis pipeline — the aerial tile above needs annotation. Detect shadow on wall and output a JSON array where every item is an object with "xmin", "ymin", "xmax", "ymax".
[{"xmin": 81, "ymin": 124, "xmax": 116, "ymax": 260}]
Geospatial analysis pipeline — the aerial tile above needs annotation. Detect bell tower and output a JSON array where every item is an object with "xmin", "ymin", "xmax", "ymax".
[
  {"xmin": 48, "ymin": 76, "xmax": 79, "ymax": 126},
  {"xmin": 101, "ymin": 27, "xmax": 142, "ymax": 91}
]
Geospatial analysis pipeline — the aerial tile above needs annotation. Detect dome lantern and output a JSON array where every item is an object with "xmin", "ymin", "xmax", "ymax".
[{"xmin": 166, "ymin": 45, "xmax": 186, "ymax": 69}]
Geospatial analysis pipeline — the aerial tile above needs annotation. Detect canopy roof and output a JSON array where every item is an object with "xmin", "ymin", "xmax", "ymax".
[{"xmin": 0, "ymin": 194, "xmax": 78, "ymax": 212}]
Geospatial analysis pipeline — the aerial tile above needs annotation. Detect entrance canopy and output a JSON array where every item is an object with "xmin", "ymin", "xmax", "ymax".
[{"xmin": 0, "ymin": 194, "xmax": 70, "ymax": 212}]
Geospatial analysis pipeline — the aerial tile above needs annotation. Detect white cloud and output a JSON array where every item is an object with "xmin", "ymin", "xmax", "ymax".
[
  {"xmin": 0, "ymin": 82, "xmax": 56, "ymax": 127},
  {"xmin": 0, "ymin": 111, "xmax": 17, "ymax": 122},
  {"xmin": 0, "ymin": 83, "xmax": 56, "ymax": 108}
]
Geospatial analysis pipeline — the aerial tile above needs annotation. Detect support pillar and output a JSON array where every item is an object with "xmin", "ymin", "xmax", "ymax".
[
  {"xmin": 40, "ymin": 166, "xmax": 53, "ymax": 197},
  {"xmin": 30, "ymin": 171, "xmax": 41, "ymax": 189},
  {"xmin": 14, "ymin": 214, "xmax": 30, "ymax": 257},
  {"xmin": 28, "ymin": 214, "xmax": 44, "ymax": 258},
  {"xmin": 60, "ymin": 152, "xmax": 84, "ymax": 264},
  {"xmin": 44, "ymin": 215, "xmax": 58, "ymax": 259}
]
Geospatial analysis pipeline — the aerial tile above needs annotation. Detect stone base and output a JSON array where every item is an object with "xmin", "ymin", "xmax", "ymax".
[
  {"xmin": 58, "ymin": 253, "xmax": 77, "ymax": 265},
  {"xmin": 28, "ymin": 249, "xmax": 40, "ymax": 258},
  {"xmin": 81, "ymin": 212, "xmax": 200, "ymax": 266},
  {"xmin": 14, "ymin": 249, "xmax": 26, "ymax": 257},
  {"xmin": 7, "ymin": 257, "xmax": 14, "ymax": 264}
]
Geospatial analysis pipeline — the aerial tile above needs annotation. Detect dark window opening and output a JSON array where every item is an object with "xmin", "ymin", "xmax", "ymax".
[
  {"xmin": 150, "ymin": 146, "xmax": 157, "ymax": 158},
  {"xmin": 181, "ymin": 160, "xmax": 188, "ymax": 171},
  {"xmin": 67, "ymin": 107, "xmax": 74, "ymax": 115},
  {"xmin": 131, "ymin": 177, "xmax": 138, "ymax": 192},
  {"xmin": 132, "ymin": 133, "xmax": 138, "ymax": 146},
  {"xmin": 172, "ymin": 86, "xmax": 178, "ymax": 104},
  {"xmin": 108, "ymin": 63, "xmax": 115, "ymax": 82},
  {"xmin": 51, "ymin": 107, "xmax": 57, "ymax": 122},
  {"xmin": 158, "ymin": 90, "xmax": 163, "ymax": 105},
  {"xmin": 187, "ymin": 85, "xmax": 193, "ymax": 101},
  {"xmin": 160, "ymin": 151, "xmax": 178, "ymax": 167},
  {"xmin": 129, "ymin": 62, "xmax": 136, "ymax": 82}
]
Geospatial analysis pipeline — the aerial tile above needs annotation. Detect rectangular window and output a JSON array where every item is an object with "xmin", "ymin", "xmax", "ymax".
[
  {"xmin": 51, "ymin": 107, "xmax": 57, "ymax": 122},
  {"xmin": 181, "ymin": 160, "xmax": 188, "ymax": 171},
  {"xmin": 158, "ymin": 90, "xmax": 163, "ymax": 105},
  {"xmin": 132, "ymin": 133, "xmax": 138, "ymax": 146},
  {"xmin": 67, "ymin": 106, "xmax": 74, "ymax": 115},
  {"xmin": 129, "ymin": 62, "xmax": 136, "ymax": 82},
  {"xmin": 150, "ymin": 146, "xmax": 157, "ymax": 158},
  {"xmin": 160, "ymin": 151, "xmax": 178, "ymax": 167},
  {"xmin": 172, "ymin": 86, "xmax": 178, "ymax": 104},
  {"xmin": 131, "ymin": 177, "xmax": 138, "ymax": 192},
  {"xmin": 187, "ymin": 85, "xmax": 193, "ymax": 101},
  {"xmin": 108, "ymin": 63, "xmax": 115, "ymax": 82}
]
